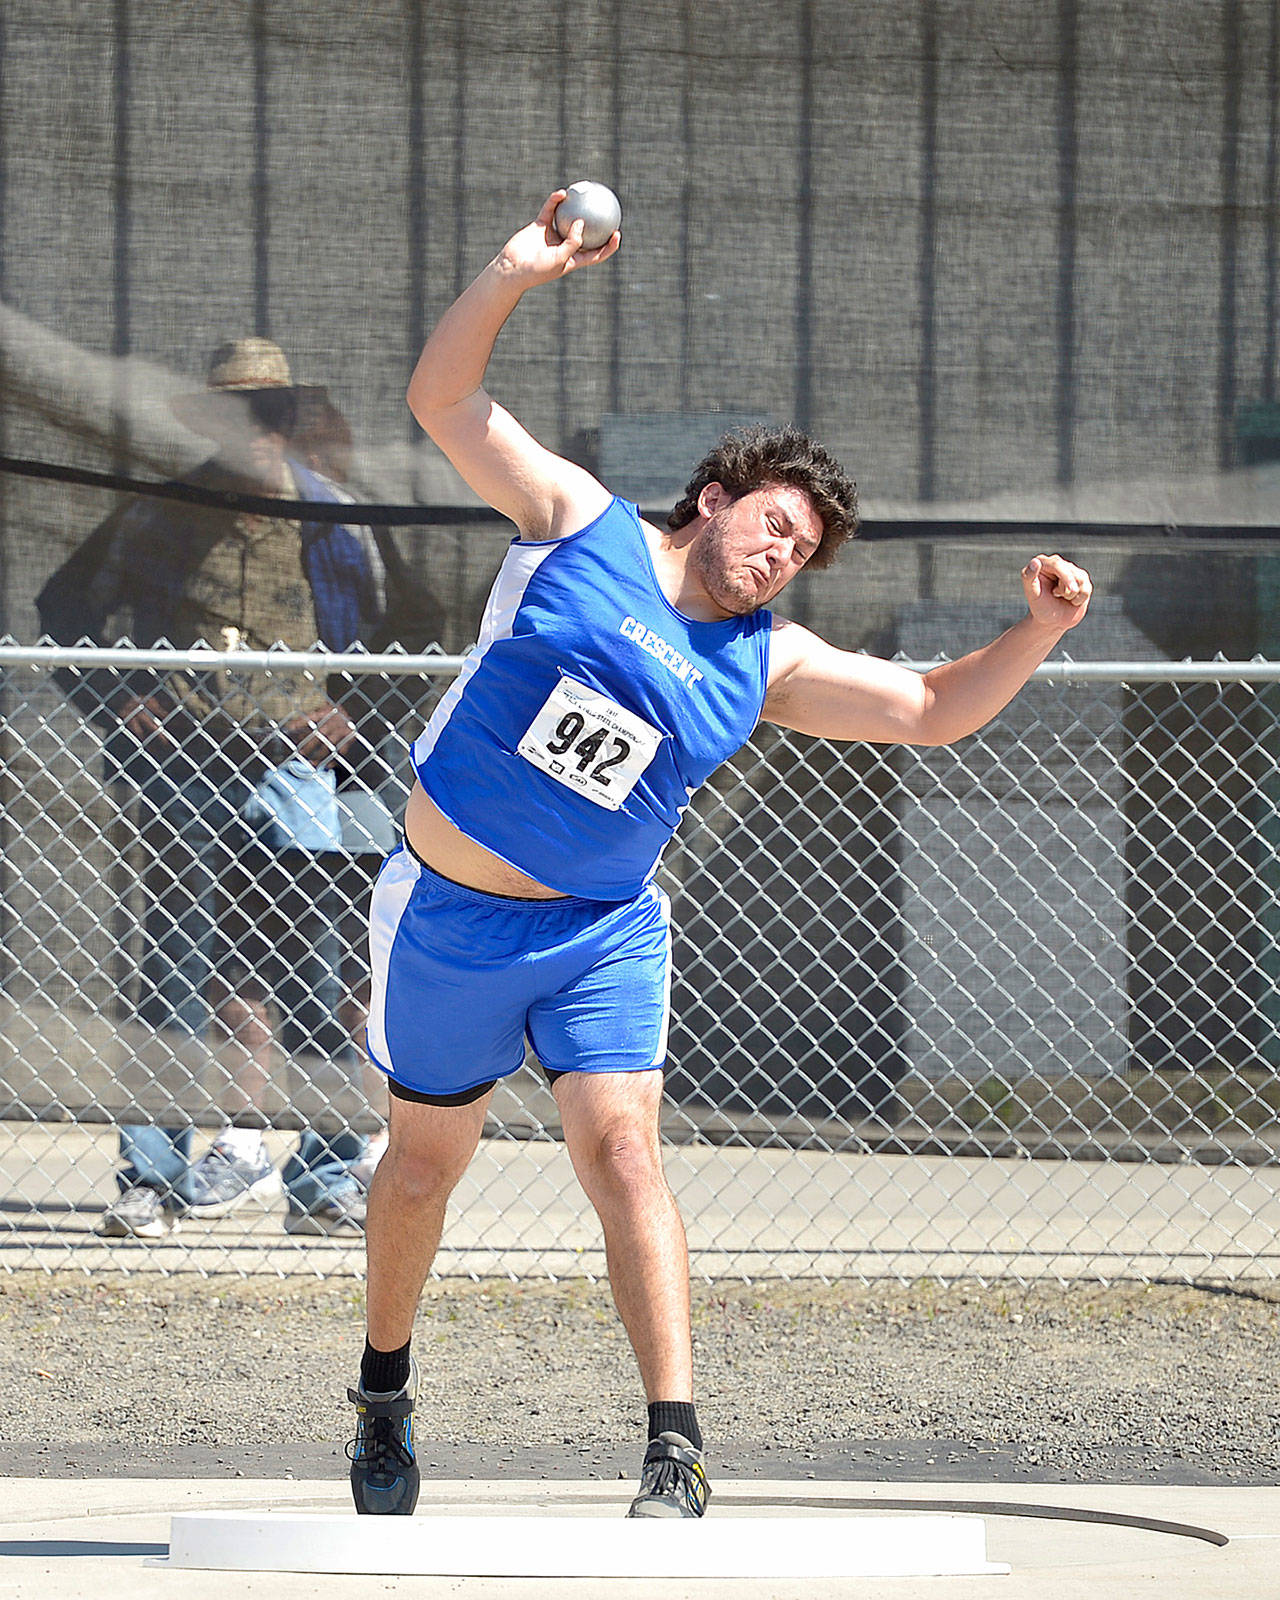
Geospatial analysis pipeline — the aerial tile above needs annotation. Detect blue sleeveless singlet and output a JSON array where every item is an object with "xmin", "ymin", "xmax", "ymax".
[{"xmin": 411, "ymin": 497, "xmax": 772, "ymax": 900}]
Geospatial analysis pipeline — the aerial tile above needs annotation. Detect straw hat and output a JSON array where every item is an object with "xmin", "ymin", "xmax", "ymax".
[{"xmin": 171, "ymin": 337, "xmax": 323, "ymax": 437}]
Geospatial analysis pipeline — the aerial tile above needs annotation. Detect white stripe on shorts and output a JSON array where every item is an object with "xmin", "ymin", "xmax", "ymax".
[
  {"xmin": 648, "ymin": 882, "xmax": 673, "ymax": 1068},
  {"xmin": 366, "ymin": 847, "xmax": 421, "ymax": 1073}
]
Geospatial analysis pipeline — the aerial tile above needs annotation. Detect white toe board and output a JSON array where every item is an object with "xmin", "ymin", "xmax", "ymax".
[{"xmin": 163, "ymin": 1510, "xmax": 1009, "ymax": 1578}]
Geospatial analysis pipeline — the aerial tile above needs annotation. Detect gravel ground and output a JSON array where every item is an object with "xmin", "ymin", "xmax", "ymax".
[{"xmin": 0, "ymin": 1273, "xmax": 1276, "ymax": 1487}]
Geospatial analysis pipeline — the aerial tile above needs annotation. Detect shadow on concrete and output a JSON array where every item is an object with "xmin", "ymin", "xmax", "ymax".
[{"xmin": 0, "ymin": 1540, "xmax": 168, "ymax": 1557}]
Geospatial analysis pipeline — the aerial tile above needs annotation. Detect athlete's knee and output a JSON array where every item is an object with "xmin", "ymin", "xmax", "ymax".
[
  {"xmin": 576, "ymin": 1123, "xmax": 665, "ymax": 1197},
  {"xmin": 377, "ymin": 1137, "xmax": 472, "ymax": 1203}
]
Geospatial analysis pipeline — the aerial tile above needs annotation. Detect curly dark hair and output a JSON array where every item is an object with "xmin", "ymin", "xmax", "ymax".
[{"xmin": 667, "ymin": 424, "xmax": 859, "ymax": 569}]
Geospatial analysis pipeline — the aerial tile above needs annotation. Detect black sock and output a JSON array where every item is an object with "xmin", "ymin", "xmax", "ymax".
[
  {"xmin": 648, "ymin": 1401, "xmax": 702, "ymax": 1452},
  {"xmin": 360, "ymin": 1337, "xmax": 411, "ymax": 1396}
]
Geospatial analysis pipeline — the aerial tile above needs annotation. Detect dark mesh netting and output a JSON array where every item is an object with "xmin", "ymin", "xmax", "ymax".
[
  {"xmin": 5, "ymin": 0, "xmax": 1280, "ymax": 1252},
  {"xmin": 0, "ymin": 0, "xmax": 1277, "ymax": 644}
]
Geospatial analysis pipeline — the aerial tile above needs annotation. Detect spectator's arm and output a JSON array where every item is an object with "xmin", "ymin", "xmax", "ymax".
[{"xmin": 35, "ymin": 502, "xmax": 167, "ymax": 723}]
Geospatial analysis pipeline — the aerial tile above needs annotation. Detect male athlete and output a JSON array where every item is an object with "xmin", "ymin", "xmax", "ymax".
[{"xmin": 346, "ymin": 191, "xmax": 1092, "ymax": 1518}]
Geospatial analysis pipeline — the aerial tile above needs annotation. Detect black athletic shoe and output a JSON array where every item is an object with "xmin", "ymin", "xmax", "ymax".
[
  {"xmin": 626, "ymin": 1431, "xmax": 710, "ymax": 1518},
  {"xmin": 346, "ymin": 1359, "xmax": 419, "ymax": 1515}
]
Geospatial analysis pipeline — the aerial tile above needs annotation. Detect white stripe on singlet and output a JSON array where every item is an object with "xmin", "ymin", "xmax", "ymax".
[{"xmin": 412, "ymin": 538, "xmax": 559, "ymax": 768}]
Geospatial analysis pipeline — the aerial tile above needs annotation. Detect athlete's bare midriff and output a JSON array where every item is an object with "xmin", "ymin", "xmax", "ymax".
[{"xmin": 404, "ymin": 780, "xmax": 569, "ymax": 899}]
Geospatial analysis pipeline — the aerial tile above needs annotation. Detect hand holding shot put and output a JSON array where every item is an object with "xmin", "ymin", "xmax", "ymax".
[
  {"xmin": 357, "ymin": 185, "xmax": 1094, "ymax": 1522},
  {"xmin": 497, "ymin": 186, "xmax": 621, "ymax": 285}
]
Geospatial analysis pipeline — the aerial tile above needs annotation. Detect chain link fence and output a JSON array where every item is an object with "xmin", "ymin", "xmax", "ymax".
[{"xmin": 2, "ymin": 645, "xmax": 1279, "ymax": 1284}]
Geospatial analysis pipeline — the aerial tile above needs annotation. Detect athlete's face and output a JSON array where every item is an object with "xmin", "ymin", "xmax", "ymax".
[{"xmin": 688, "ymin": 482, "xmax": 824, "ymax": 617}]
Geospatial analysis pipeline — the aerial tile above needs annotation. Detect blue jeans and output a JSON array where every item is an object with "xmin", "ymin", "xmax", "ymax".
[
  {"xmin": 119, "ymin": 1124, "xmax": 363, "ymax": 1211},
  {"xmin": 114, "ymin": 755, "xmax": 364, "ymax": 1212},
  {"xmin": 118, "ymin": 1123, "xmax": 199, "ymax": 1207}
]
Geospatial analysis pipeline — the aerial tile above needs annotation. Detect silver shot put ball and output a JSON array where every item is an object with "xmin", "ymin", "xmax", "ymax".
[{"xmin": 554, "ymin": 181, "xmax": 622, "ymax": 250}]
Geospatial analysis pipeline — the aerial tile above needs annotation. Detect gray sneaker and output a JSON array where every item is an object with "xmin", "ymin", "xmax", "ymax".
[
  {"xmin": 627, "ymin": 1432, "xmax": 710, "ymax": 1518},
  {"xmin": 186, "ymin": 1142, "xmax": 281, "ymax": 1219},
  {"xmin": 347, "ymin": 1359, "xmax": 419, "ymax": 1515},
  {"xmin": 95, "ymin": 1183, "xmax": 180, "ymax": 1240},
  {"xmin": 284, "ymin": 1194, "xmax": 367, "ymax": 1236}
]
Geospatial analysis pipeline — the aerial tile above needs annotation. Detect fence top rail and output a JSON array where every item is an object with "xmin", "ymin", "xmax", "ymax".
[
  {"xmin": 3, "ymin": 644, "xmax": 1280, "ymax": 682},
  {"xmin": 0, "ymin": 644, "xmax": 472, "ymax": 675}
]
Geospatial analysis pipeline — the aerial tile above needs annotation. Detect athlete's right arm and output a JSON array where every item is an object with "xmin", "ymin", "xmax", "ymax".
[{"xmin": 407, "ymin": 191, "xmax": 621, "ymax": 543}]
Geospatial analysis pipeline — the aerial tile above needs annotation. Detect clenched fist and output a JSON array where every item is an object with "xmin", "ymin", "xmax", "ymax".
[{"xmin": 1022, "ymin": 554, "xmax": 1092, "ymax": 632}]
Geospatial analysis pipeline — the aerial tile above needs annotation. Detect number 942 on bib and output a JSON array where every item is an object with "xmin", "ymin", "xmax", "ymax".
[{"xmin": 517, "ymin": 676, "xmax": 664, "ymax": 812}]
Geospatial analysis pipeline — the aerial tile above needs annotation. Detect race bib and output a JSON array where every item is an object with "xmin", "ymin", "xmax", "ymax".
[{"xmin": 518, "ymin": 677, "xmax": 663, "ymax": 811}]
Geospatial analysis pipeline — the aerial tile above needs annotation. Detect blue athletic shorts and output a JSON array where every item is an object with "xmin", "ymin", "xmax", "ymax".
[{"xmin": 365, "ymin": 843, "xmax": 672, "ymax": 1099}]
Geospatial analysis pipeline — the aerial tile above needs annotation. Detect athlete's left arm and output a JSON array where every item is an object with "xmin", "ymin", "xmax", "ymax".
[{"xmin": 761, "ymin": 554, "xmax": 1092, "ymax": 746}]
